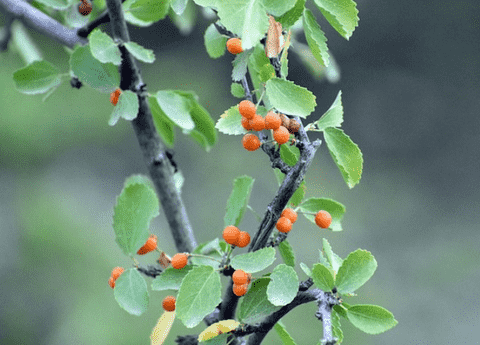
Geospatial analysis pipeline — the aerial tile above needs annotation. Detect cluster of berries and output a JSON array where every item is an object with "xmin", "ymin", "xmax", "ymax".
[
  {"xmin": 227, "ymin": 38, "xmax": 300, "ymax": 151},
  {"xmin": 108, "ymin": 266, "xmax": 124, "ymax": 289},
  {"xmin": 232, "ymin": 269, "xmax": 252, "ymax": 297},
  {"xmin": 222, "ymin": 225, "xmax": 251, "ymax": 248},
  {"xmin": 110, "ymin": 88, "xmax": 121, "ymax": 106},
  {"xmin": 276, "ymin": 208, "xmax": 332, "ymax": 233},
  {"xmin": 78, "ymin": 0, "xmax": 93, "ymax": 16}
]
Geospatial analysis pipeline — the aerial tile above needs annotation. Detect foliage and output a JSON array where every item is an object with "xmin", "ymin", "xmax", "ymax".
[{"xmin": 2, "ymin": 0, "xmax": 397, "ymax": 344}]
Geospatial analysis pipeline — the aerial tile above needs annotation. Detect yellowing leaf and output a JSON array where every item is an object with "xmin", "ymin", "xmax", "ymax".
[
  {"xmin": 197, "ymin": 320, "xmax": 240, "ymax": 342},
  {"xmin": 150, "ymin": 310, "xmax": 176, "ymax": 345}
]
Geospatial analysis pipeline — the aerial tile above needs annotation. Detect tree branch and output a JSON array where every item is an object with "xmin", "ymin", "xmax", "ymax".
[
  {"xmin": 0, "ymin": 0, "xmax": 87, "ymax": 48},
  {"xmin": 104, "ymin": 0, "xmax": 197, "ymax": 253}
]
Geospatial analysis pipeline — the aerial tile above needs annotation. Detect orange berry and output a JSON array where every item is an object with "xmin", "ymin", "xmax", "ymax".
[
  {"xmin": 242, "ymin": 133, "xmax": 261, "ymax": 151},
  {"xmin": 223, "ymin": 225, "xmax": 240, "ymax": 245},
  {"xmin": 233, "ymin": 283, "xmax": 248, "ymax": 296},
  {"xmin": 288, "ymin": 119, "xmax": 300, "ymax": 133},
  {"xmin": 171, "ymin": 253, "xmax": 189, "ymax": 269},
  {"xmin": 249, "ymin": 114, "xmax": 265, "ymax": 131},
  {"xmin": 108, "ymin": 276, "xmax": 115, "ymax": 289},
  {"xmin": 162, "ymin": 295, "xmax": 176, "ymax": 312},
  {"xmin": 241, "ymin": 116, "xmax": 253, "ymax": 130},
  {"xmin": 110, "ymin": 88, "xmax": 121, "ymax": 106},
  {"xmin": 265, "ymin": 111, "xmax": 282, "ymax": 130},
  {"xmin": 276, "ymin": 216, "xmax": 292, "ymax": 233},
  {"xmin": 111, "ymin": 266, "xmax": 125, "ymax": 280},
  {"xmin": 281, "ymin": 208, "xmax": 297, "ymax": 224},
  {"xmin": 232, "ymin": 269, "xmax": 249, "ymax": 285},
  {"xmin": 238, "ymin": 100, "xmax": 256, "ymax": 119},
  {"xmin": 273, "ymin": 126, "xmax": 290, "ymax": 145},
  {"xmin": 236, "ymin": 231, "xmax": 251, "ymax": 248},
  {"xmin": 137, "ymin": 234, "xmax": 157, "ymax": 255},
  {"xmin": 226, "ymin": 38, "xmax": 243, "ymax": 54},
  {"xmin": 78, "ymin": 1, "xmax": 92, "ymax": 16},
  {"xmin": 315, "ymin": 210, "xmax": 332, "ymax": 229}
]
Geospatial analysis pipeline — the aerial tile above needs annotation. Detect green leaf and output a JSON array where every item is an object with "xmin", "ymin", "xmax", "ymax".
[
  {"xmin": 346, "ymin": 304, "xmax": 398, "ymax": 334},
  {"xmin": 154, "ymin": 90, "xmax": 195, "ymax": 132},
  {"xmin": 171, "ymin": 0, "xmax": 188, "ymax": 15},
  {"xmin": 324, "ymin": 127, "xmax": 363, "ymax": 188},
  {"xmin": 123, "ymin": 0, "xmax": 154, "ymax": 27},
  {"xmin": 224, "ymin": 176, "xmax": 254, "ymax": 227},
  {"xmin": 173, "ymin": 90, "xmax": 217, "ymax": 150},
  {"xmin": 277, "ymin": 0, "xmax": 306, "ymax": 29},
  {"xmin": 151, "ymin": 266, "xmax": 193, "ymax": 291},
  {"xmin": 259, "ymin": 63, "xmax": 276, "ymax": 83},
  {"xmin": 232, "ymin": 51, "xmax": 250, "ymax": 82},
  {"xmin": 124, "ymin": 41, "xmax": 155, "ymax": 63},
  {"xmin": 88, "ymin": 28, "xmax": 122, "ymax": 65},
  {"xmin": 70, "ymin": 45, "xmax": 120, "ymax": 93},
  {"xmin": 280, "ymin": 144, "xmax": 300, "ymax": 167},
  {"xmin": 312, "ymin": 90, "xmax": 343, "ymax": 130},
  {"xmin": 148, "ymin": 96, "xmax": 176, "ymax": 147},
  {"xmin": 112, "ymin": 175, "xmax": 159, "ymax": 256},
  {"xmin": 312, "ymin": 263, "xmax": 335, "ymax": 291},
  {"xmin": 300, "ymin": 262, "xmax": 312, "ymax": 277},
  {"xmin": 267, "ymin": 264, "xmax": 299, "ymax": 306},
  {"xmin": 278, "ymin": 239, "xmax": 295, "ymax": 267},
  {"xmin": 263, "ymin": 0, "xmax": 296, "ymax": 17},
  {"xmin": 332, "ymin": 309, "xmax": 344, "ymax": 343},
  {"xmin": 13, "ymin": 60, "xmax": 61, "ymax": 95},
  {"xmin": 313, "ymin": 0, "xmax": 359, "ymax": 40},
  {"xmin": 273, "ymin": 320, "xmax": 296, "ymax": 345},
  {"xmin": 34, "ymin": 0, "xmax": 70, "ymax": 10},
  {"xmin": 176, "ymin": 266, "xmax": 222, "ymax": 328},
  {"xmin": 237, "ymin": 278, "xmax": 282, "ymax": 324},
  {"xmin": 124, "ymin": 0, "xmax": 171, "ymax": 23},
  {"xmin": 215, "ymin": 105, "xmax": 247, "ymax": 135},
  {"xmin": 230, "ymin": 247, "xmax": 276, "ymax": 273},
  {"xmin": 109, "ymin": 90, "xmax": 139, "ymax": 126},
  {"xmin": 265, "ymin": 78, "xmax": 316, "ymax": 118},
  {"xmin": 322, "ymin": 238, "xmax": 343, "ymax": 273},
  {"xmin": 215, "ymin": 1, "xmax": 269, "ymax": 50},
  {"xmin": 204, "ymin": 22, "xmax": 228, "ymax": 59},
  {"xmin": 335, "ymin": 249, "xmax": 377, "ymax": 294},
  {"xmin": 290, "ymin": 40, "xmax": 340, "ymax": 82},
  {"xmin": 298, "ymin": 197, "xmax": 345, "ymax": 231},
  {"xmin": 231, "ymin": 83, "xmax": 245, "ymax": 98},
  {"xmin": 303, "ymin": 9, "xmax": 330, "ymax": 67},
  {"xmin": 288, "ymin": 181, "xmax": 306, "ymax": 208},
  {"xmin": 114, "ymin": 268, "xmax": 149, "ymax": 316},
  {"xmin": 169, "ymin": 0, "xmax": 197, "ymax": 35}
]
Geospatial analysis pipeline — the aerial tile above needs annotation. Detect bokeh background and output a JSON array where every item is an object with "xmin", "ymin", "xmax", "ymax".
[{"xmin": 1, "ymin": 0, "xmax": 479, "ymax": 344}]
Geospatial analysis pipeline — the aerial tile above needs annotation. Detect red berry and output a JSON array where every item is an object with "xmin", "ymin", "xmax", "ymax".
[
  {"xmin": 226, "ymin": 38, "xmax": 243, "ymax": 54},
  {"xmin": 273, "ymin": 126, "xmax": 290, "ymax": 145},
  {"xmin": 223, "ymin": 225, "xmax": 240, "ymax": 245},
  {"xmin": 110, "ymin": 88, "xmax": 121, "ymax": 106},
  {"xmin": 242, "ymin": 133, "xmax": 261, "ymax": 151},
  {"xmin": 233, "ymin": 283, "xmax": 248, "ymax": 296},
  {"xmin": 232, "ymin": 269, "xmax": 249, "ymax": 285},
  {"xmin": 276, "ymin": 216, "xmax": 292, "ymax": 233},
  {"xmin": 315, "ymin": 210, "xmax": 332, "ymax": 229},
  {"xmin": 108, "ymin": 276, "xmax": 115, "ymax": 289},
  {"xmin": 281, "ymin": 208, "xmax": 297, "ymax": 224},
  {"xmin": 137, "ymin": 234, "xmax": 157, "ymax": 255},
  {"xmin": 265, "ymin": 111, "xmax": 281, "ymax": 130},
  {"xmin": 236, "ymin": 231, "xmax": 251, "ymax": 248},
  {"xmin": 171, "ymin": 253, "xmax": 189, "ymax": 269},
  {"xmin": 111, "ymin": 266, "xmax": 125, "ymax": 280},
  {"xmin": 239, "ymin": 100, "xmax": 256, "ymax": 119},
  {"xmin": 162, "ymin": 295, "xmax": 176, "ymax": 312},
  {"xmin": 249, "ymin": 114, "xmax": 265, "ymax": 131}
]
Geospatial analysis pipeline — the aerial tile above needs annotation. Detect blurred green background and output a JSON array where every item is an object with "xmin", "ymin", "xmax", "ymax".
[{"xmin": 1, "ymin": 1, "xmax": 479, "ymax": 344}]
